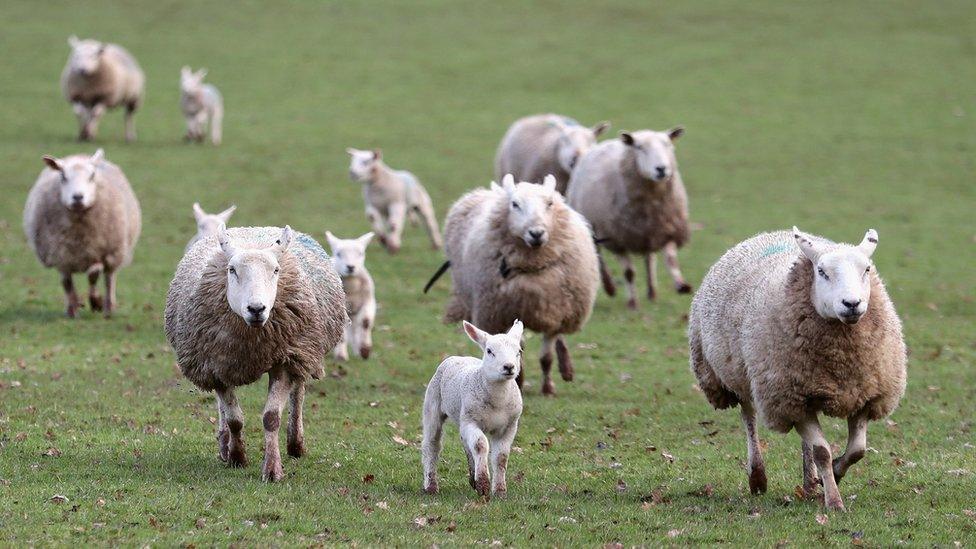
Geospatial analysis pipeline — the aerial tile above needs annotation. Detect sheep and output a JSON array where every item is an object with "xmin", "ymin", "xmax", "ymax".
[
  {"xmin": 180, "ymin": 66, "xmax": 223, "ymax": 145},
  {"xmin": 438, "ymin": 174, "xmax": 599, "ymax": 396},
  {"xmin": 346, "ymin": 147, "xmax": 442, "ymax": 253},
  {"xmin": 164, "ymin": 225, "xmax": 347, "ymax": 482},
  {"xmin": 688, "ymin": 227, "xmax": 907, "ymax": 511},
  {"xmin": 61, "ymin": 36, "xmax": 145, "ymax": 142},
  {"xmin": 422, "ymin": 320, "xmax": 524, "ymax": 498},
  {"xmin": 186, "ymin": 202, "xmax": 236, "ymax": 253},
  {"xmin": 23, "ymin": 149, "xmax": 141, "ymax": 318},
  {"xmin": 324, "ymin": 231, "xmax": 376, "ymax": 361},
  {"xmin": 495, "ymin": 114, "xmax": 610, "ymax": 195},
  {"xmin": 566, "ymin": 127, "xmax": 692, "ymax": 309}
]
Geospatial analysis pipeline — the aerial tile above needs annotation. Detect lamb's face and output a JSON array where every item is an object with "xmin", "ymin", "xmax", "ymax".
[
  {"xmin": 219, "ymin": 225, "xmax": 293, "ymax": 328},
  {"xmin": 794, "ymin": 227, "xmax": 878, "ymax": 325},
  {"xmin": 498, "ymin": 174, "xmax": 560, "ymax": 248},
  {"xmin": 346, "ymin": 148, "xmax": 380, "ymax": 182},
  {"xmin": 43, "ymin": 149, "xmax": 103, "ymax": 212},
  {"xmin": 180, "ymin": 67, "xmax": 207, "ymax": 96},
  {"xmin": 620, "ymin": 127, "xmax": 684, "ymax": 183},
  {"xmin": 325, "ymin": 231, "xmax": 373, "ymax": 277},
  {"xmin": 67, "ymin": 36, "xmax": 103, "ymax": 76},
  {"xmin": 464, "ymin": 320, "xmax": 524, "ymax": 383},
  {"xmin": 555, "ymin": 122, "xmax": 608, "ymax": 173},
  {"xmin": 192, "ymin": 203, "xmax": 236, "ymax": 242}
]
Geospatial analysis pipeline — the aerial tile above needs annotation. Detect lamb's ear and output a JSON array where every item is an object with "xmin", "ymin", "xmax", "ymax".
[
  {"xmin": 502, "ymin": 174, "xmax": 516, "ymax": 197},
  {"xmin": 592, "ymin": 121, "xmax": 610, "ymax": 137},
  {"xmin": 668, "ymin": 126, "xmax": 685, "ymax": 141},
  {"xmin": 181, "ymin": 66, "xmax": 191, "ymax": 78},
  {"xmin": 271, "ymin": 225, "xmax": 293, "ymax": 258},
  {"xmin": 858, "ymin": 229, "xmax": 878, "ymax": 258},
  {"xmin": 192, "ymin": 202, "xmax": 206, "ymax": 223},
  {"xmin": 324, "ymin": 230, "xmax": 339, "ymax": 251},
  {"xmin": 489, "ymin": 180, "xmax": 502, "ymax": 193},
  {"xmin": 217, "ymin": 223, "xmax": 237, "ymax": 256},
  {"xmin": 356, "ymin": 232, "xmax": 374, "ymax": 249},
  {"xmin": 542, "ymin": 174, "xmax": 557, "ymax": 192},
  {"xmin": 372, "ymin": 148, "xmax": 382, "ymax": 160},
  {"xmin": 463, "ymin": 320, "xmax": 488, "ymax": 350},
  {"xmin": 507, "ymin": 319, "xmax": 524, "ymax": 342},
  {"xmin": 620, "ymin": 132, "xmax": 635, "ymax": 146},
  {"xmin": 68, "ymin": 35, "xmax": 79, "ymax": 49},
  {"xmin": 217, "ymin": 205, "xmax": 236, "ymax": 223},
  {"xmin": 90, "ymin": 148, "xmax": 104, "ymax": 164},
  {"xmin": 195, "ymin": 68, "xmax": 208, "ymax": 80},
  {"xmin": 793, "ymin": 226, "xmax": 826, "ymax": 262},
  {"xmin": 345, "ymin": 147, "xmax": 358, "ymax": 156},
  {"xmin": 42, "ymin": 155, "xmax": 64, "ymax": 172}
]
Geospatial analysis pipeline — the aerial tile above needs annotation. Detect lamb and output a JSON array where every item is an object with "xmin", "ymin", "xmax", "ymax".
[
  {"xmin": 164, "ymin": 225, "xmax": 347, "ymax": 482},
  {"xmin": 688, "ymin": 227, "xmax": 907, "ymax": 511},
  {"xmin": 186, "ymin": 202, "xmax": 236, "ymax": 253},
  {"xmin": 422, "ymin": 320, "xmax": 524, "ymax": 498},
  {"xmin": 346, "ymin": 148, "xmax": 442, "ymax": 253},
  {"xmin": 566, "ymin": 127, "xmax": 692, "ymax": 309},
  {"xmin": 437, "ymin": 174, "xmax": 599, "ymax": 395},
  {"xmin": 324, "ymin": 231, "xmax": 376, "ymax": 361},
  {"xmin": 494, "ymin": 114, "xmax": 610, "ymax": 195},
  {"xmin": 61, "ymin": 36, "xmax": 145, "ymax": 142},
  {"xmin": 23, "ymin": 149, "xmax": 141, "ymax": 318},
  {"xmin": 180, "ymin": 67, "xmax": 223, "ymax": 145}
]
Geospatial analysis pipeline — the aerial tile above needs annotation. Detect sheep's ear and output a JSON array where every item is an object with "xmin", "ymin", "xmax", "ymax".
[
  {"xmin": 372, "ymin": 149, "xmax": 382, "ymax": 160},
  {"xmin": 489, "ymin": 180, "xmax": 502, "ymax": 193},
  {"xmin": 620, "ymin": 132, "xmax": 635, "ymax": 146},
  {"xmin": 502, "ymin": 174, "xmax": 516, "ymax": 196},
  {"xmin": 217, "ymin": 205, "xmax": 236, "ymax": 223},
  {"xmin": 857, "ymin": 229, "xmax": 878, "ymax": 258},
  {"xmin": 42, "ymin": 155, "xmax": 64, "ymax": 172},
  {"xmin": 324, "ymin": 230, "xmax": 339, "ymax": 250},
  {"xmin": 592, "ymin": 121, "xmax": 610, "ymax": 137},
  {"xmin": 542, "ymin": 174, "xmax": 557, "ymax": 192},
  {"xmin": 508, "ymin": 319, "xmax": 523, "ymax": 342},
  {"xmin": 192, "ymin": 202, "xmax": 206, "ymax": 223},
  {"xmin": 91, "ymin": 148, "xmax": 104, "ymax": 164},
  {"xmin": 463, "ymin": 321, "xmax": 488, "ymax": 350},
  {"xmin": 668, "ymin": 126, "xmax": 685, "ymax": 141},
  {"xmin": 272, "ymin": 225, "xmax": 293, "ymax": 257},
  {"xmin": 68, "ymin": 35, "xmax": 79, "ymax": 48},
  {"xmin": 357, "ymin": 232, "xmax": 374, "ymax": 249},
  {"xmin": 181, "ymin": 66, "xmax": 191, "ymax": 77},
  {"xmin": 793, "ymin": 226, "xmax": 826, "ymax": 262},
  {"xmin": 345, "ymin": 147, "xmax": 357, "ymax": 156},
  {"xmin": 195, "ymin": 68, "xmax": 208, "ymax": 80},
  {"xmin": 217, "ymin": 223, "xmax": 237, "ymax": 256}
]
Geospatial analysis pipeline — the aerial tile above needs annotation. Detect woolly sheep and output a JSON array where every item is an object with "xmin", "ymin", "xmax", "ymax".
[
  {"xmin": 422, "ymin": 320, "xmax": 524, "ymax": 498},
  {"xmin": 186, "ymin": 202, "xmax": 236, "ymax": 253},
  {"xmin": 494, "ymin": 114, "xmax": 610, "ymax": 195},
  {"xmin": 164, "ymin": 225, "xmax": 347, "ymax": 482},
  {"xmin": 688, "ymin": 227, "xmax": 907, "ymax": 511},
  {"xmin": 180, "ymin": 66, "xmax": 223, "ymax": 145},
  {"xmin": 23, "ymin": 149, "xmax": 141, "ymax": 318},
  {"xmin": 566, "ymin": 127, "xmax": 692, "ymax": 309},
  {"xmin": 324, "ymin": 231, "xmax": 376, "ymax": 361},
  {"xmin": 346, "ymin": 147, "xmax": 442, "ymax": 253},
  {"xmin": 438, "ymin": 174, "xmax": 599, "ymax": 395},
  {"xmin": 61, "ymin": 36, "xmax": 145, "ymax": 142}
]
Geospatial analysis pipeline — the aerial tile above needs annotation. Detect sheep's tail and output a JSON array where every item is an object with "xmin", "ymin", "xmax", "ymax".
[{"xmin": 423, "ymin": 260, "xmax": 451, "ymax": 293}]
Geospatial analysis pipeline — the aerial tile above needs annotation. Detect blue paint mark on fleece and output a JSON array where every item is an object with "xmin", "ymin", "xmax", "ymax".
[{"xmin": 759, "ymin": 242, "xmax": 792, "ymax": 258}]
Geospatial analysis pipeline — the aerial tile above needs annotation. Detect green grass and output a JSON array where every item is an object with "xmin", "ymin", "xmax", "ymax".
[{"xmin": 1, "ymin": 0, "xmax": 974, "ymax": 545}]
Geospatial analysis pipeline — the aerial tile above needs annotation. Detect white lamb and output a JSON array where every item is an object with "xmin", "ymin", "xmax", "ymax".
[
  {"xmin": 422, "ymin": 320, "xmax": 524, "ymax": 499},
  {"xmin": 186, "ymin": 202, "xmax": 236, "ymax": 253},
  {"xmin": 325, "ymin": 231, "xmax": 377, "ymax": 361},
  {"xmin": 346, "ymin": 148, "xmax": 442, "ymax": 253},
  {"xmin": 180, "ymin": 67, "xmax": 223, "ymax": 145}
]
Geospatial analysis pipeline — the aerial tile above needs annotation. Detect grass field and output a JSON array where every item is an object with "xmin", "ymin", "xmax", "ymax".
[{"xmin": 1, "ymin": 1, "xmax": 975, "ymax": 545}]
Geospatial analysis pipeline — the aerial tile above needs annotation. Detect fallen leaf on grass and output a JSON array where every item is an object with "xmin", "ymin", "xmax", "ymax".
[
  {"xmin": 195, "ymin": 517, "xmax": 206, "ymax": 529},
  {"xmin": 445, "ymin": 521, "xmax": 457, "ymax": 532},
  {"xmin": 95, "ymin": 498, "xmax": 106, "ymax": 506},
  {"xmin": 376, "ymin": 501, "xmax": 389, "ymax": 510},
  {"xmin": 947, "ymin": 469, "xmax": 970, "ymax": 476},
  {"xmin": 50, "ymin": 494, "xmax": 69, "ymax": 504},
  {"xmin": 362, "ymin": 474, "xmax": 375, "ymax": 483},
  {"xmin": 661, "ymin": 451, "xmax": 675, "ymax": 463},
  {"xmin": 815, "ymin": 514, "xmax": 828, "ymax": 526},
  {"xmin": 42, "ymin": 447, "xmax": 61, "ymax": 457},
  {"xmin": 392, "ymin": 435, "xmax": 411, "ymax": 446},
  {"xmin": 667, "ymin": 529, "xmax": 683, "ymax": 538},
  {"xmin": 558, "ymin": 516, "xmax": 577, "ymax": 524},
  {"xmin": 615, "ymin": 479, "xmax": 628, "ymax": 493},
  {"xmin": 690, "ymin": 484, "xmax": 713, "ymax": 497}
]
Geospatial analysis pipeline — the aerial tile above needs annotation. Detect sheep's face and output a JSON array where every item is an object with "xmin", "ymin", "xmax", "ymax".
[
  {"xmin": 555, "ymin": 121, "xmax": 609, "ymax": 173},
  {"xmin": 346, "ymin": 148, "xmax": 381, "ymax": 182},
  {"xmin": 192, "ymin": 203, "xmax": 236, "ymax": 243},
  {"xmin": 325, "ymin": 231, "xmax": 373, "ymax": 277},
  {"xmin": 218, "ymin": 225, "xmax": 293, "ymax": 328},
  {"xmin": 43, "ymin": 149, "xmax": 103, "ymax": 212},
  {"xmin": 67, "ymin": 36, "xmax": 104, "ymax": 76},
  {"xmin": 180, "ymin": 66, "xmax": 207, "ymax": 96},
  {"xmin": 464, "ymin": 320, "xmax": 524, "ymax": 383},
  {"xmin": 620, "ymin": 127, "xmax": 684, "ymax": 183},
  {"xmin": 794, "ymin": 227, "xmax": 878, "ymax": 325},
  {"xmin": 495, "ymin": 174, "xmax": 560, "ymax": 248}
]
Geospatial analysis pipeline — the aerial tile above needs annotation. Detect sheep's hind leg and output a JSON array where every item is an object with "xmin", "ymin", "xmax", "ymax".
[
  {"xmin": 461, "ymin": 423, "xmax": 491, "ymax": 499},
  {"xmin": 216, "ymin": 386, "xmax": 246, "ymax": 467},
  {"xmin": 103, "ymin": 268, "xmax": 117, "ymax": 318},
  {"xmin": 796, "ymin": 414, "xmax": 845, "ymax": 511},
  {"xmin": 664, "ymin": 241, "xmax": 692, "ymax": 294},
  {"xmin": 124, "ymin": 102, "xmax": 138, "ymax": 142},
  {"xmin": 617, "ymin": 253, "xmax": 638, "ymax": 309},
  {"xmin": 645, "ymin": 253, "xmax": 658, "ymax": 300},
  {"xmin": 833, "ymin": 409, "xmax": 869, "ymax": 484},
  {"xmin": 386, "ymin": 202, "xmax": 407, "ymax": 253},
  {"xmin": 597, "ymin": 249, "xmax": 616, "ymax": 297},
  {"xmin": 540, "ymin": 334, "xmax": 557, "ymax": 396},
  {"xmin": 421, "ymin": 408, "xmax": 445, "ymax": 494},
  {"xmin": 490, "ymin": 422, "xmax": 518, "ymax": 497},
  {"xmin": 216, "ymin": 395, "xmax": 229, "ymax": 462},
  {"xmin": 87, "ymin": 103, "xmax": 106, "ymax": 140},
  {"xmin": 60, "ymin": 271, "xmax": 81, "ymax": 318},
  {"xmin": 73, "ymin": 103, "xmax": 92, "ymax": 141},
  {"xmin": 86, "ymin": 263, "xmax": 104, "ymax": 311},
  {"xmin": 801, "ymin": 441, "xmax": 820, "ymax": 498},
  {"xmin": 286, "ymin": 381, "xmax": 306, "ymax": 458},
  {"xmin": 555, "ymin": 336, "xmax": 574, "ymax": 382},
  {"xmin": 261, "ymin": 370, "xmax": 292, "ymax": 482},
  {"xmin": 333, "ymin": 324, "xmax": 350, "ymax": 361},
  {"xmin": 741, "ymin": 403, "xmax": 767, "ymax": 495}
]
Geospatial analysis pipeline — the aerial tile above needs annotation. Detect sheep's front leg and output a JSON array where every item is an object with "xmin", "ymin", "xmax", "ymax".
[
  {"xmin": 333, "ymin": 323, "xmax": 350, "ymax": 361},
  {"xmin": 644, "ymin": 253, "xmax": 658, "ymax": 300},
  {"xmin": 215, "ymin": 386, "xmax": 247, "ymax": 467},
  {"xmin": 86, "ymin": 263, "xmax": 104, "ymax": 311},
  {"xmin": 617, "ymin": 253, "xmax": 638, "ymax": 309},
  {"xmin": 386, "ymin": 202, "xmax": 407, "ymax": 253},
  {"xmin": 801, "ymin": 441, "xmax": 820, "ymax": 498},
  {"xmin": 103, "ymin": 268, "xmax": 117, "ymax": 318},
  {"xmin": 741, "ymin": 403, "xmax": 767, "ymax": 494},
  {"xmin": 86, "ymin": 103, "xmax": 106, "ymax": 140},
  {"xmin": 421, "ymin": 407, "xmax": 445, "ymax": 494},
  {"xmin": 364, "ymin": 205, "xmax": 388, "ymax": 249},
  {"xmin": 72, "ymin": 103, "xmax": 92, "ymax": 141},
  {"xmin": 663, "ymin": 241, "xmax": 692, "ymax": 294},
  {"xmin": 261, "ymin": 370, "xmax": 292, "ymax": 482},
  {"xmin": 555, "ymin": 336, "xmax": 574, "ymax": 382},
  {"xmin": 286, "ymin": 381, "xmax": 306, "ymax": 458},
  {"xmin": 460, "ymin": 422, "xmax": 491, "ymax": 498},
  {"xmin": 597, "ymin": 249, "xmax": 616, "ymax": 297},
  {"xmin": 833, "ymin": 409, "xmax": 869, "ymax": 483},
  {"xmin": 193, "ymin": 111, "xmax": 207, "ymax": 142},
  {"xmin": 60, "ymin": 271, "xmax": 81, "ymax": 318},
  {"xmin": 490, "ymin": 421, "xmax": 518, "ymax": 497},
  {"xmin": 215, "ymin": 396, "xmax": 229, "ymax": 462},
  {"xmin": 796, "ymin": 414, "xmax": 845, "ymax": 511},
  {"xmin": 124, "ymin": 102, "xmax": 137, "ymax": 142},
  {"xmin": 356, "ymin": 299, "xmax": 376, "ymax": 359},
  {"xmin": 540, "ymin": 334, "xmax": 557, "ymax": 396}
]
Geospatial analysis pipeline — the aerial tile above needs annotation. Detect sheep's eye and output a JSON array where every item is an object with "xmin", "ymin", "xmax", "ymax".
[
  {"xmin": 546, "ymin": 200, "xmax": 554, "ymax": 209},
  {"xmin": 511, "ymin": 201, "xmax": 520, "ymax": 210},
  {"xmin": 228, "ymin": 266, "xmax": 236, "ymax": 275},
  {"xmin": 817, "ymin": 267, "xmax": 829, "ymax": 280},
  {"xmin": 486, "ymin": 348, "xmax": 494, "ymax": 356},
  {"xmin": 274, "ymin": 268, "xmax": 280, "ymax": 275},
  {"xmin": 865, "ymin": 266, "xmax": 871, "ymax": 274}
]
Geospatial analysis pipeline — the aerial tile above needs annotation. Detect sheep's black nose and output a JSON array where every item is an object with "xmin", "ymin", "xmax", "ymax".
[
  {"xmin": 655, "ymin": 166, "xmax": 667, "ymax": 177},
  {"xmin": 502, "ymin": 364, "xmax": 515, "ymax": 374},
  {"xmin": 346, "ymin": 265, "xmax": 355, "ymax": 274},
  {"xmin": 72, "ymin": 193, "xmax": 84, "ymax": 202},
  {"xmin": 246, "ymin": 304, "xmax": 267, "ymax": 315},
  {"xmin": 529, "ymin": 229, "xmax": 545, "ymax": 239},
  {"xmin": 842, "ymin": 299, "xmax": 861, "ymax": 310}
]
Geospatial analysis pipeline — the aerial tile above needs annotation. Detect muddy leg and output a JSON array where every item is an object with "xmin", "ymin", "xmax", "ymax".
[
  {"xmin": 801, "ymin": 441, "xmax": 820, "ymax": 498},
  {"xmin": 87, "ymin": 263, "xmax": 104, "ymax": 311},
  {"xmin": 664, "ymin": 241, "xmax": 692, "ymax": 294},
  {"xmin": 741, "ymin": 403, "xmax": 767, "ymax": 495},
  {"xmin": 215, "ymin": 386, "xmax": 246, "ymax": 467},
  {"xmin": 461, "ymin": 423, "xmax": 491, "ymax": 499},
  {"xmin": 261, "ymin": 370, "xmax": 292, "ymax": 482},
  {"xmin": 796, "ymin": 414, "xmax": 845, "ymax": 511},
  {"xmin": 833, "ymin": 409, "xmax": 869, "ymax": 483},
  {"xmin": 103, "ymin": 268, "xmax": 117, "ymax": 318},
  {"xmin": 286, "ymin": 381, "xmax": 306, "ymax": 458},
  {"xmin": 597, "ymin": 249, "xmax": 616, "ymax": 297},
  {"xmin": 555, "ymin": 336, "xmax": 574, "ymax": 382},
  {"xmin": 645, "ymin": 253, "xmax": 658, "ymax": 300},
  {"xmin": 540, "ymin": 334, "xmax": 556, "ymax": 396},
  {"xmin": 618, "ymin": 254, "xmax": 637, "ymax": 309},
  {"xmin": 216, "ymin": 396, "xmax": 229, "ymax": 462},
  {"xmin": 73, "ymin": 103, "xmax": 92, "ymax": 141},
  {"xmin": 60, "ymin": 271, "xmax": 81, "ymax": 318}
]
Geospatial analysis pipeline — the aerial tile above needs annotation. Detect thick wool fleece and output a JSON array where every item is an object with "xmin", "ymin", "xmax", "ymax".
[
  {"xmin": 443, "ymin": 189, "xmax": 599, "ymax": 336},
  {"xmin": 165, "ymin": 227, "xmax": 347, "ymax": 391},
  {"xmin": 23, "ymin": 158, "xmax": 141, "ymax": 274},
  {"xmin": 495, "ymin": 114, "xmax": 580, "ymax": 194},
  {"xmin": 61, "ymin": 44, "xmax": 144, "ymax": 109},
  {"xmin": 567, "ymin": 139, "xmax": 689, "ymax": 254},
  {"xmin": 689, "ymin": 230, "xmax": 907, "ymax": 433}
]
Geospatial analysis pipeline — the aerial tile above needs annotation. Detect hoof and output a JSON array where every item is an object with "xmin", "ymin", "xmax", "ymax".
[
  {"xmin": 217, "ymin": 430, "xmax": 230, "ymax": 462},
  {"xmin": 359, "ymin": 346, "xmax": 371, "ymax": 360},
  {"xmin": 824, "ymin": 495, "xmax": 846, "ymax": 511},
  {"xmin": 676, "ymin": 282, "xmax": 693, "ymax": 294},
  {"xmin": 423, "ymin": 483, "xmax": 439, "ymax": 495},
  {"xmin": 541, "ymin": 380, "xmax": 556, "ymax": 396},
  {"xmin": 89, "ymin": 295, "xmax": 104, "ymax": 311},
  {"xmin": 227, "ymin": 445, "xmax": 248, "ymax": 468},
  {"xmin": 492, "ymin": 487, "xmax": 508, "ymax": 499},
  {"xmin": 748, "ymin": 466, "xmax": 768, "ymax": 495},
  {"xmin": 647, "ymin": 288, "xmax": 657, "ymax": 301},
  {"xmin": 287, "ymin": 439, "xmax": 306, "ymax": 459},
  {"xmin": 626, "ymin": 298, "xmax": 638, "ymax": 310},
  {"xmin": 262, "ymin": 464, "xmax": 284, "ymax": 483},
  {"xmin": 474, "ymin": 474, "xmax": 491, "ymax": 499},
  {"xmin": 65, "ymin": 307, "xmax": 78, "ymax": 319}
]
